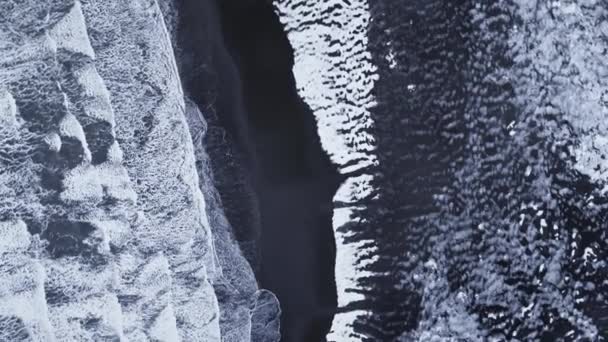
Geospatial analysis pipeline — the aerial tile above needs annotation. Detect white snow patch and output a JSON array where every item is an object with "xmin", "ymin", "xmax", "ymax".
[
  {"xmin": 275, "ymin": 1, "xmax": 381, "ymax": 339},
  {"xmin": 0, "ymin": 89, "xmax": 17, "ymax": 126},
  {"xmin": 44, "ymin": 132, "xmax": 62, "ymax": 152},
  {"xmin": 334, "ymin": 173, "xmax": 376, "ymax": 204},
  {"xmin": 48, "ymin": 1, "xmax": 95, "ymax": 59},
  {"xmin": 61, "ymin": 163, "xmax": 137, "ymax": 204},
  {"xmin": 106, "ymin": 140, "xmax": 124, "ymax": 164},
  {"xmin": 44, "ymin": 260, "xmax": 125, "ymax": 341},
  {"xmin": 92, "ymin": 220, "xmax": 130, "ymax": 252},
  {"xmin": 333, "ymin": 207, "xmax": 379, "ymax": 306},
  {"xmin": 0, "ymin": 260, "xmax": 56, "ymax": 342},
  {"xmin": 0, "ymin": 220, "xmax": 31, "ymax": 252},
  {"xmin": 327, "ymin": 310, "xmax": 370, "ymax": 342},
  {"xmin": 150, "ymin": 304, "xmax": 180, "ymax": 342},
  {"xmin": 0, "ymin": 222, "xmax": 55, "ymax": 341},
  {"xmin": 58, "ymin": 113, "xmax": 90, "ymax": 161},
  {"xmin": 0, "ymin": 33, "xmax": 57, "ymax": 69},
  {"xmin": 275, "ymin": 0, "xmax": 379, "ymax": 173}
]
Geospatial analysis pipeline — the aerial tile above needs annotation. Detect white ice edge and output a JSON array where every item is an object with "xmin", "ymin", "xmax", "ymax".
[{"xmin": 275, "ymin": 0, "xmax": 380, "ymax": 340}]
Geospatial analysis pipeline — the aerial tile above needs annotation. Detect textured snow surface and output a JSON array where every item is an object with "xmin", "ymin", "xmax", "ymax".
[
  {"xmin": 0, "ymin": 0, "xmax": 270, "ymax": 340},
  {"xmin": 508, "ymin": 0, "xmax": 608, "ymax": 188}
]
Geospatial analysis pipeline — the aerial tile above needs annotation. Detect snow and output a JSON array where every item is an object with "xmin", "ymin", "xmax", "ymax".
[
  {"xmin": 0, "ymin": 259, "xmax": 55, "ymax": 342},
  {"xmin": 150, "ymin": 304, "xmax": 180, "ymax": 342},
  {"xmin": 61, "ymin": 163, "xmax": 137, "ymax": 204},
  {"xmin": 275, "ymin": 0, "xmax": 379, "ymax": 174},
  {"xmin": 334, "ymin": 174, "xmax": 376, "ymax": 204},
  {"xmin": 106, "ymin": 141, "xmax": 124, "ymax": 164},
  {"xmin": 275, "ymin": 0, "xmax": 381, "ymax": 339},
  {"xmin": 74, "ymin": 63, "xmax": 115, "ymax": 125},
  {"xmin": 45, "ymin": 260, "xmax": 126, "ymax": 341},
  {"xmin": 91, "ymin": 220, "xmax": 130, "ymax": 252},
  {"xmin": 80, "ymin": 0, "xmax": 222, "ymax": 339},
  {"xmin": 0, "ymin": 90, "xmax": 17, "ymax": 126},
  {"xmin": 1, "ymin": 0, "xmax": 226, "ymax": 339},
  {"xmin": 47, "ymin": 1, "xmax": 95, "ymax": 59},
  {"xmin": 44, "ymin": 133, "xmax": 62, "ymax": 152},
  {"xmin": 326, "ymin": 311, "xmax": 370, "ymax": 342},
  {"xmin": 59, "ymin": 113, "xmax": 87, "ymax": 142},
  {"xmin": 0, "ymin": 221, "xmax": 54, "ymax": 342}
]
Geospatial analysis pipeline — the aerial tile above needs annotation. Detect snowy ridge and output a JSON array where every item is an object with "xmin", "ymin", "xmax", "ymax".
[
  {"xmin": 274, "ymin": 1, "xmax": 380, "ymax": 340},
  {"xmin": 1, "ymin": 0, "xmax": 223, "ymax": 340}
]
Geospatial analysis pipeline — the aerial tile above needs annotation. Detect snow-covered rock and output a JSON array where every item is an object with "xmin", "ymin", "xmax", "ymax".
[{"xmin": 0, "ymin": 0, "xmax": 274, "ymax": 340}]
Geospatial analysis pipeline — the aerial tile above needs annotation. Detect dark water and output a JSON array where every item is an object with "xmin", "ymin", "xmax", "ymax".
[{"xmin": 176, "ymin": 1, "xmax": 341, "ymax": 340}]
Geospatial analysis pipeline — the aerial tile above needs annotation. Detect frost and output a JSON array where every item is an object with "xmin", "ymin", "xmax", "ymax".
[
  {"xmin": 79, "ymin": 0, "xmax": 222, "ymax": 339},
  {"xmin": 1, "ymin": 0, "xmax": 227, "ymax": 339},
  {"xmin": 44, "ymin": 260, "xmax": 126, "ymax": 341},
  {"xmin": 0, "ymin": 33, "xmax": 57, "ymax": 69},
  {"xmin": 509, "ymin": 0, "xmax": 608, "ymax": 185},
  {"xmin": 0, "ymin": 260, "xmax": 55, "ymax": 342},
  {"xmin": 91, "ymin": 220, "xmax": 129, "ymax": 252}
]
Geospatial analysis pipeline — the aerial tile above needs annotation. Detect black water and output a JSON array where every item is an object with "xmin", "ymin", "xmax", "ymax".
[{"xmin": 176, "ymin": 1, "xmax": 341, "ymax": 340}]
